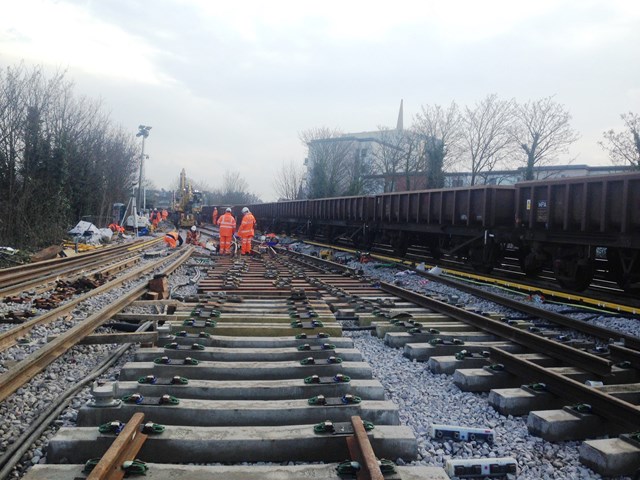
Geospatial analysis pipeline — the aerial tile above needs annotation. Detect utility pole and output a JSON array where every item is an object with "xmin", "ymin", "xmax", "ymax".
[{"xmin": 136, "ymin": 125, "xmax": 152, "ymax": 209}]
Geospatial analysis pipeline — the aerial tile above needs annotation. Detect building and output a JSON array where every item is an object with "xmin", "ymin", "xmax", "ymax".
[
  {"xmin": 304, "ymin": 101, "xmax": 631, "ymax": 196},
  {"xmin": 304, "ymin": 101, "xmax": 407, "ymax": 197}
]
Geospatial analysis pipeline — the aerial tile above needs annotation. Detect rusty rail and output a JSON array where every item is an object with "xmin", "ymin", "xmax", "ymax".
[
  {"xmin": 381, "ymin": 282, "xmax": 613, "ymax": 376},
  {"xmin": 0, "ymin": 238, "xmax": 161, "ymax": 287},
  {"xmin": 490, "ymin": 347, "xmax": 640, "ymax": 429},
  {"xmin": 0, "ymin": 246, "xmax": 189, "ymax": 353},
  {"xmin": 345, "ymin": 415, "xmax": 384, "ymax": 480},
  {"xmin": 0, "ymin": 246, "xmax": 193, "ymax": 402},
  {"xmin": 87, "ymin": 412, "xmax": 147, "ymax": 480}
]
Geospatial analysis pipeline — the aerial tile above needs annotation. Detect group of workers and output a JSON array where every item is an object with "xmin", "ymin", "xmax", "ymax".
[
  {"xmin": 216, "ymin": 207, "xmax": 256, "ymax": 255},
  {"xmin": 163, "ymin": 206, "xmax": 256, "ymax": 255},
  {"xmin": 149, "ymin": 208, "xmax": 169, "ymax": 230}
]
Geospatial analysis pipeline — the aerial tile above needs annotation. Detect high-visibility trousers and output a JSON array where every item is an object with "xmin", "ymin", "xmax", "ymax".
[
  {"xmin": 219, "ymin": 235, "xmax": 232, "ymax": 254},
  {"xmin": 241, "ymin": 237, "xmax": 253, "ymax": 254}
]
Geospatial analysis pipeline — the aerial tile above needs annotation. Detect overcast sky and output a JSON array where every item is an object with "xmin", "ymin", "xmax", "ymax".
[{"xmin": 1, "ymin": 0, "xmax": 639, "ymax": 201}]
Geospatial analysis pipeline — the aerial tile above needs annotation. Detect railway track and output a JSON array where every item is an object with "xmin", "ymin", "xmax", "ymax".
[
  {"xmin": 0, "ymin": 238, "xmax": 160, "ymax": 292},
  {"xmin": 289, "ymin": 252, "xmax": 640, "ymax": 477},
  {"xmin": 0, "ymin": 239, "xmax": 168, "ymax": 354},
  {"xmin": 7, "ymin": 244, "xmax": 640, "ymax": 478},
  {"xmin": 301, "ymin": 236, "xmax": 640, "ymax": 316},
  {"xmin": 19, "ymin": 250, "xmax": 447, "ymax": 479},
  {"xmin": 0, "ymin": 244, "xmax": 194, "ymax": 479}
]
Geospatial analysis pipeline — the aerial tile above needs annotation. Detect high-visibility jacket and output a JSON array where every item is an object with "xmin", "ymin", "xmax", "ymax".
[
  {"xmin": 161, "ymin": 209, "xmax": 168, "ymax": 220},
  {"xmin": 186, "ymin": 230, "xmax": 200, "ymax": 244},
  {"xmin": 237, "ymin": 213, "xmax": 256, "ymax": 238},
  {"xmin": 212, "ymin": 208, "xmax": 218, "ymax": 224},
  {"xmin": 164, "ymin": 231, "xmax": 180, "ymax": 248},
  {"xmin": 108, "ymin": 223, "xmax": 124, "ymax": 233},
  {"xmin": 217, "ymin": 212, "xmax": 236, "ymax": 236}
]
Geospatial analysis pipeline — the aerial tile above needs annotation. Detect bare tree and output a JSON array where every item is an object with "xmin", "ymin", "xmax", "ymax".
[
  {"xmin": 399, "ymin": 129, "xmax": 423, "ymax": 191},
  {"xmin": 368, "ymin": 126, "xmax": 406, "ymax": 192},
  {"xmin": 413, "ymin": 101, "xmax": 463, "ymax": 188},
  {"xmin": 0, "ymin": 63, "xmax": 140, "ymax": 247},
  {"xmin": 207, "ymin": 170, "xmax": 260, "ymax": 205},
  {"xmin": 460, "ymin": 94, "xmax": 515, "ymax": 185},
  {"xmin": 300, "ymin": 127, "xmax": 354, "ymax": 198},
  {"xmin": 273, "ymin": 159, "xmax": 305, "ymax": 200},
  {"xmin": 599, "ymin": 112, "xmax": 640, "ymax": 169},
  {"xmin": 222, "ymin": 170, "xmax": 249, "ymax": 195},
  {"xmin": 511, "ymin": 96, "xmax": 579, "ymax": 180}
]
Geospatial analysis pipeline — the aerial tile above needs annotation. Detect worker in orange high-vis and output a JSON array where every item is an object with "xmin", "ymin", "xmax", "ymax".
[
  {"xmin": 217, "ymin": 208, "xmax": 236, "ymax": 255},
  {"xmin": 150, "ymin": 208, "xmax": 161, "ymax": 230},
  {"xmin": 212, "ymin": 207, "xmax": 218, "ymax": 225},
  {"xmin": 108, "ymin": 222, "xmax": 125, "ymax": 235},
  {"xmin": 237, "ymin": 207, "xmax": 257, "ymax": 255},
  {"xmin": 186, "ymin": 225, "xmax": 200, "ymax": 245},
  {"xmin": 164, "ymin": 230, "xmax": 184, "ymax": 249}
]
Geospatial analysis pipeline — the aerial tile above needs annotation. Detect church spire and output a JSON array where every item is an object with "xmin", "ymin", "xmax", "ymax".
[{"xmin": 396, "ymin": 99, "xmax": 404, "ymax": 131}]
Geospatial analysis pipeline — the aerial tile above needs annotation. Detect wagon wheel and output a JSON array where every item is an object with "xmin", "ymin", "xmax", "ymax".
[
  {"xmin": 519, "ymin": 247, "xmax": 545, "ymax": 277},
  {"xmin": 606, "ymin": 248, "xmax": 640, "ymax": 291},
  {"xmin": 552, "ymin": 253, "xmax": 595, "ymax": 292},
  {"xmin": 428, "ymin": 236, "xmax": 444, "ymax": 260},
  {"xmin": 391, "ymin": 232, "xmax": 409, "ymax": 256},
  {"xmin": 470, "ymin": 243, "xmax": 502, "ymax": 274}
]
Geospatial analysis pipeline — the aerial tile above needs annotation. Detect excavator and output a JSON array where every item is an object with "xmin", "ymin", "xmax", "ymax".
[{"xmin": 173, "ymin": 168, "xmax": 203, "ymax": 228}]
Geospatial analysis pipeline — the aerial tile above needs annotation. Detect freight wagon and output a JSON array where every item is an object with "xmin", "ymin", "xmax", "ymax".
[{"xmin": 244, "ymin": 172, "xmax": 640, "ymax": 292}]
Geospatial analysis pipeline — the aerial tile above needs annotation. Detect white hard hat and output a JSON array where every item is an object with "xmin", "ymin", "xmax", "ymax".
[
  {"xmin": 225, "ymin": 207, "xmax": 232, "ymax": 213},
  {"xmin": 242, "ymin": 207, "xmax": 249, "ymax": 214},
  {"xmin": 191, "ymin": 225, "xmax": 196, "ymax": 231}
]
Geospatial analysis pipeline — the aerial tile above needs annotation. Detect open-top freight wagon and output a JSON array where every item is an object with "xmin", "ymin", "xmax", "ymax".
[{"xmin": 246, "ymin": 172, "xmax": 640, "ymax": 292}]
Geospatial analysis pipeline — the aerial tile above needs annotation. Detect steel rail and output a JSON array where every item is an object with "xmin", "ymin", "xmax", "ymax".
[
  {"xmin": 282, "ymin": 250, "xmax": 614, "ymax": 376},
  {"xmin": 0, "ymin": 252, "xmax": 142, "ymax": 298},
  {"xmin": 489, "ymin": 347, "xmax": 640, "ymax": 430},
  {"xmin": 0, "ymin": 321, "xmax": 153, "ymax": 479},
  {"xmin": 87, "ymin": 412, "xmax": 147, "ymax": 480},
  {"xmin": 0, "ymin": 238, "xmax": 159, "ymax": 287},
  {"xmin": 286, "ymin": 249, "xmax": 640, "ymax": 364},
  {"xmin": 0, "ymin": 247, "xmax": 193, "ymax": 401},
  {"xmin": 381, "ymin": 282, "xmax": 613, "ymax": 376},
  {"xmin": 303, "ymin": 239, "xmax": 640, "ymax": 316},
  {"xmin": 416, "ymin": 270, "xmax": 640, "ymax": 346},
  {"xmin": 346, "ymin": 415, "xmax": 384, "ymax": 480},
  {"xmin": 0, "ymin": 246, "xmax": 189, "ymax": 353},
  {"xmin": 609, "ymin": 344, "xmax": 640, "ymax": 369}
]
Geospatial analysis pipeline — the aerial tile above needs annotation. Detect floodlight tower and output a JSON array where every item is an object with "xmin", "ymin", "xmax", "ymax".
[{"xmin": 136, "ymin": 125, "xmax": 152, "ymax": 209}]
